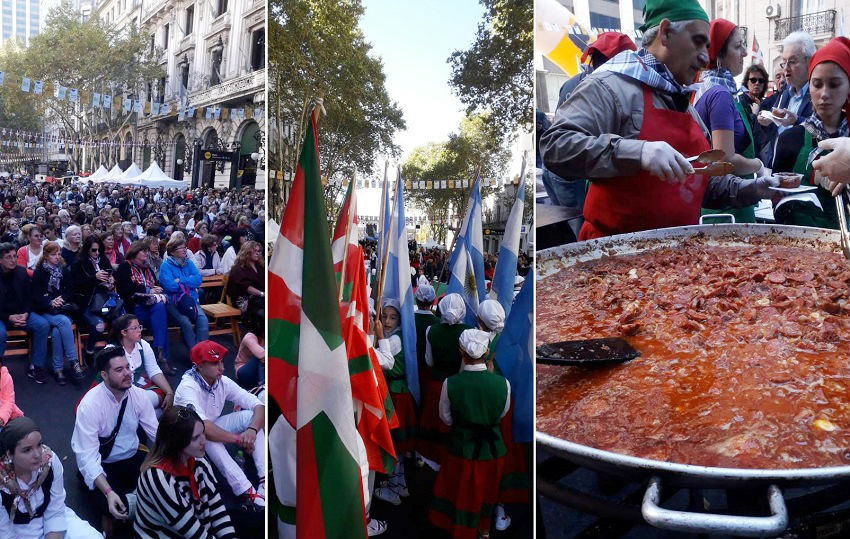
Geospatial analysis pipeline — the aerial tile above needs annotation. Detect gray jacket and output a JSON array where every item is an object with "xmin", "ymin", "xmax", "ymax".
[{"xmin": 539, "ymin": 70, "xmax": 763, "ymax": 210}]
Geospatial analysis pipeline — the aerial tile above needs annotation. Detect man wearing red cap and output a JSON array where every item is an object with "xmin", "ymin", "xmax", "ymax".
[
  {"xmin": 540, "ymin": 0, "xmax": 779, "ymax": 240},
  {"xmin": 772, "ymin": 36, "xmax": 850, "ymax": 228},
  {"xmin": 174, "ymin": 340, "xmax": 266, "ymax": 507}
]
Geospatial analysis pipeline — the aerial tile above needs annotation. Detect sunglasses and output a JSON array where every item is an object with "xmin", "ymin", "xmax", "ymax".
[
  {"xmin": 748, "ymin": 78, "xmax": 766, "ymax": 84},
  {"xmin": 90, "ymin": 248, "xmax": 100, "ymax": 253}
]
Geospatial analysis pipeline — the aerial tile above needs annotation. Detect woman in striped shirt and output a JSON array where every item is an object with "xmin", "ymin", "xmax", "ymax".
[{"xmin": 134, "ymin": 406, "xmax": 236, "ymax": 539}]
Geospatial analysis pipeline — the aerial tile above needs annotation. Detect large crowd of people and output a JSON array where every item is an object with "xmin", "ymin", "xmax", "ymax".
[
  {"xmin": 538, "ymin": 0, "xmax": 850, "ymax": 239},
  {"xmin": 0, "ymin": 173, "xmax": 266, "ymax": 538}
]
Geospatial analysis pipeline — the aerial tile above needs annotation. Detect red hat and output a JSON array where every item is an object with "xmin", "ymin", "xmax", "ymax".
[
  {"xmin": 708, "ymin": 19, "xmax": 737, "ymax": 69},
  {"xmin": 581, "ymin": 32, "xmax": 636, "ymax": 64},
  {"xmin": 191, "ymin": 340, "xmax": 228, "ymax": 365},
  {"xmin": 808, "ymin": 37, "xmax": 850, "ymax": 125}
]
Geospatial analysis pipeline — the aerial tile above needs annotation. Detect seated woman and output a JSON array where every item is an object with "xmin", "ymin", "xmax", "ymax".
[
  {"xmin": 115, "ymin": 241, "xmax": 174, "ymax": 375},
  {"xmin": 69, "ymin": 235, "xmax": 114, "ymax": 359},
  {"xmin": 219, "ymin": 229, "xmax": 247, "ymax": 274},
  {"xmin": 192, "ymin": 234, "xmax": 222, "ymax": 277},
  {"xmin": 135, "ymin": 406, "xmax": 237, "ymax": 539},
  {"xmin": 226, "ymin": 241, "xmax": 264, "ymax": 325},
  {"xmin": 772, "ymin": 37, "xmax": 850, "ymax": 229},
  {"xmin": 108, "ymin": 314, "xmax": 175, "ymax": 413},
  {"xmin": 234, "ymin": 316, "xmax": 265, "ymax": 390},
  {"xmin": 0, "ymin": 358, "xmax": 23, "ymax": 429},
  {"xmin": 16, "ymin": 224, "xmax": 43, "ymax": 277},
  {"xmin": 158, "ymin": 237, "xmax": 210, "ymax": 352},
  {"xmin": 60, "ymin": 225, "xmax": 82, "ymax": 268},
  {"xmin": 101, "ymin": 232, "xmax": 123, "ymax": 270},
  {"xmin": 31, "ymin": 242, "xmax": 85, "ymax": 385},
  {"xmin": 0, "ymin": 417, "xmax": 100, "ymax": 539}
]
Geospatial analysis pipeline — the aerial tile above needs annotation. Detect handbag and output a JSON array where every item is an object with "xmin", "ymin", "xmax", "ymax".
[
  {"xmin": 170, "ymin": 283, "xmax": 198, "ymax": 321},
  {"xmin": 88, "ymin": 288, "xmax": 124, "ymax": 321}
]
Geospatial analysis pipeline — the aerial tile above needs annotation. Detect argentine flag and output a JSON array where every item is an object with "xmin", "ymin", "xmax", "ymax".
[
  {"xmin": 383, "ymin": 172, "xmax": 420, "ymax": 405},
  {"xmin": 447, "ymin": 175, "xmax": 485, "ymax": 327},
  {"xmin": 489, "ymin": 156, "xmax": 527, "ymax": 317},
  {"xmin": 494, "ymin": 272, "xmax": 533, "ymax": 442}
]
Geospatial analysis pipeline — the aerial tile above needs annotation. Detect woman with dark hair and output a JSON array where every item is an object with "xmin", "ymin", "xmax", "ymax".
[
  {"xmin": 111, "ymin": 223, "xmax": 129, "ymax": 257},
  {"xmin": 107, "ymin": 314, "xmax": 175, "ymax": 413},
  {"xmin": 740, "ymin": 64, "xmax": 770, "ymax": 117},
  {"xmin": 70, "ymin": 234, "xmax": 115, "ymax": 359},
  {"xmin": 693, "ymin": 19, "xmax": 765, "ymax": 223},
  {"xmin": 101, "ymin": 232, "xmax": 123, "ymax": 270},
  {"xmin": 226, "ymin": 241, "xmax": 264, "ymax": 325},
  {"xmin": 115, "ymin": 241, "xmax": 173, "ymax": 375},
  {"xmin": 218, "ymin": 229, "xmax": 247, "ymax": 274},
  {"xmin": 0, "ymin": 417, "xmax": 99, "ymax": 538},
  {"xmin": 32, "ymin": 242, "xmax": 85, "ymax": 385},
  {"xmin": 135, "ymin": 406, "xmax": 237, "ymax": 539}
]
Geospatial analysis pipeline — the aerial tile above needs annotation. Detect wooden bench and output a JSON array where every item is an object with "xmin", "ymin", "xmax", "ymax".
[
  {"xmin": 200, "ymin": 274, "xmax": 242, "ymax": 346},
  {"xmin": 6, "ymin": 324, "xmax": 84, "ymax": 366}
]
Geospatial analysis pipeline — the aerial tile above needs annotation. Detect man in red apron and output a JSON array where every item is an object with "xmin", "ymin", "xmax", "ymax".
[{"xmin": 539, "ymin": 0, "xmax": 779, "ymax": 240}]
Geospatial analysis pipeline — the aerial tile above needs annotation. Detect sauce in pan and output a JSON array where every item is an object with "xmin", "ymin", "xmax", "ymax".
[{"xmin": 537, "ymin": 241, "xmax": 850, "ymax": 469}]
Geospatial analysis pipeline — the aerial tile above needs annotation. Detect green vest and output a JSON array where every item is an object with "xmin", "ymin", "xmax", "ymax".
[
  {"xmin": 446, "ymin": 369, "xmax": 508, "ymax": 460},
  {"xmin": 427, "ymin": 322, "xmax": 472, "ymax": 381},
  {"xmin": 783, "ymin": 129, "xmax": 841, "ymax": 229},
  {"xmin": 701, "ymin": 96, "xmax": 757, "ymax": 223},
  {"xmin": 382, "ymin": 332, "xmax": 408, "ymax": 394},
  {"xmin": 415, "ymin": 311, "xmax": 439, "ymax": 366}
]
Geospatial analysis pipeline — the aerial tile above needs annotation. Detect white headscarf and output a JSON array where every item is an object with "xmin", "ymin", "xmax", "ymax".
[
  {"xmin": 477, "ymin": 299, "xmax": 506, "ymax": 332},
  {"xmin": 438, "ymin": 293, "xmax": 466, "ymax": 325},
  {"xmin": 414, "ymin": 284, "xmax": 436, "ymax": 303},
  {"xmin": 459, "ymin": 329, "xmax": 491, "ymax": 360}
]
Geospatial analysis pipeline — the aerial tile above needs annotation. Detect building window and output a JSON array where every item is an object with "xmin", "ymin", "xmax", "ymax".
[
  {"xmin": 163, "ymin": 24, "xmax": 169, "ymax": 49},
  {"xmin": 251, "ymin": 29, "xmax": 265, "ymax": 71},
  {"xmin": 181, "ymin": 63, "xmax": 190, "ymax": 91},
  {"xmin": 217, "ymin": 0, "xmax": 227, "ymax": 17},
  {"xmin": 185, "ymin": 5, "xmax": 194, "ymax": 36},
  {"xmin": 150, "ymin": 34, "xmax": 155, "ymax": 53},
  {"xmin": 210, "ymin": 49, "xmax": 223, "ymax": 85},
  {"xmin": 589, "ymin": 12, "xmax": 621, "ymax": 30},
  {"xmin": 158, "ymin": 77, "xmax": 166, "ymax": 99}
]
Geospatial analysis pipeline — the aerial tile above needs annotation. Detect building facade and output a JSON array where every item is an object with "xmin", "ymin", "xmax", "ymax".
[
  {"xmin": 88, "ymin": 0, "xmax": 265, "ymax": 188},
  {"xmin": 1, "ymin": 0, "xmax": 40, "ymax": 46}
]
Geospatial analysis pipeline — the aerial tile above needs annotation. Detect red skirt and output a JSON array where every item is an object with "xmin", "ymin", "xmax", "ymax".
[
  {"xmin": 417, "ymin": 378, "xmax": 449, "ymax": 463},
  {"xmin": 390, "ymin": 390, "xmax": 417, "ymax": 455},
  {"xmin": 428, "ymin": 453, "xmax": 505, "ymax": 539},
  {"xmin": 498, "ymin": 401, "xmax": 531, "ymax": 504}
]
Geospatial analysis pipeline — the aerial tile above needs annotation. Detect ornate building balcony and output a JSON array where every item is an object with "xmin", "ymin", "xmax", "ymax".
[
  {"xmin": 774, "ymin": 10, "xmax": 836, "ymax": 42},
  {"xmin": 187, "ymin": 68, "xmax": 265, "ymax": 109}
]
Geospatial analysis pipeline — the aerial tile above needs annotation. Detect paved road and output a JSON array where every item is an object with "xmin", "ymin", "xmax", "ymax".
[{"xmin": 8, "ymin": 332, "xmax": 263, "ymax": 537}]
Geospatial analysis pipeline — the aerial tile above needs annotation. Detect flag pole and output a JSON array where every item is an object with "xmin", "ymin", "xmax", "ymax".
[
  {"xmin": 375, "ymin": 161, "xmax": 389, "ymax": 297},
  {"xmin": 376, "ymin": 168, "xmax": 400, "ymax": 310},
  {"xmin": 338, "ymin": 175, "xmax": 355, "ymax": 303},
  {"xmin": 437, "ymin": 165, "xmax": 480, "ymax": 285}
]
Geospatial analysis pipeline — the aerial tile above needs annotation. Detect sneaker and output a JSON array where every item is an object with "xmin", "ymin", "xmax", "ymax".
[
  {"xmin": 494, "ymin": 503, "xmax": 511, "ymax": 531},
  {"xmin": 390, "ymin": 481, "xmax": 409, "ymax": 498},
  {"xmin": 367, "ymin": 518, "xmax": 387, "ymax": 536},
  {"xmin": 68, "ymin": 361, "xmax": 86, "ymax": 380},
  {"xmin": 373, "ymin": 483, "xmax": 401, "ymax": 506},
  {"xmin": 27, "ymin": 366, "xmax": 47, "ymax": 384},
  {"xmin": 241, "ymin": 486, "xmax": 265, "ymax": 507},
  {"xmin": 53, "ymin": 369, "xmax": 67, "ymax": 386}
]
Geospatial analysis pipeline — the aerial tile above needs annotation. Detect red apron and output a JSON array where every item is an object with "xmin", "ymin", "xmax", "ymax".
[{"xmin": 580, "ymin": 85, "xmax": 711, "ymax": 240}]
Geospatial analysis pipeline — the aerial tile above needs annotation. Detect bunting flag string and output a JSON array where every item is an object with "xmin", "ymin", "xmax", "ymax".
[{"xmin": 0, "ymin": 70, "xmax": 263, "ymax": 123}]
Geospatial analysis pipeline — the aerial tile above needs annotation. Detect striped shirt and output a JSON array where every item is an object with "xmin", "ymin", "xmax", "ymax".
[{"xmin": 134, "ymin": 457, "xmax": 236, "ymax": 539}]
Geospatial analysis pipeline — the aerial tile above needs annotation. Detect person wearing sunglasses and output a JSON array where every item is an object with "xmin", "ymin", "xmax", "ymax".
[
  {"xmin": 69, "ymin": 235, "xmax": 115, "ymax": 360},
  {"xmin": 741, "ymin": 64, "xmax": 770, "ymax": 116}
]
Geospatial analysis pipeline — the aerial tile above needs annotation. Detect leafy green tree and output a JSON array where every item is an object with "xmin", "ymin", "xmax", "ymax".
[
  {"xmin": 269, "ymin": 0, "xmax": 405, "ymax": 220},
  {"xmin": 0, "ymin": 42, "xmax": 42, "ymax": 133},
  {"xmin": 448, "ymin": 0, "xmax": 533, "ymax": 140},
  {"xmin": 8, "ymin": 1, "xmax": 163, "ymax": 170},
  {"xmin": 402, "ymin": 114, "xmax": 510, "ymax": 245}
]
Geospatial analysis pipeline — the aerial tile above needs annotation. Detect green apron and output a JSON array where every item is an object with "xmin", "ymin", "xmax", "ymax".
[
  {"xmin": 778, "ymin": 130, "xmax": 840, "ymax": 229},
  {"xmin": 701, "ymin": 98, "xmax": 757, "ymax": 223}
]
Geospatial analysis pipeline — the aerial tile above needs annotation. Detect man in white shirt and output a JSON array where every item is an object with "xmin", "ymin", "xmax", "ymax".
[
  {"xmin": 174, "ymin": 340, "xmax": 266, "ymax": 507},
  {"xmin": 71, "ymin": 345, "xmax": 159, "ymax": 536}
]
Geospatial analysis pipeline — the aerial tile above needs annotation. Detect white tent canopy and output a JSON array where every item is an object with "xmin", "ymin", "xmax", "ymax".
[
  {"xmin": 87, "ymin": 165, "xmax": 109, "ymax": 181},
  {"xmin": 118, "ymin": 162, "xmax": 143, "ymax": 181},
  {"xmin": 95, "ymin": 164, "xmax": 124, "ymax": 183},
  {"xmin": 125, "ymin": 162, "xmax": 188, "ymax": 189}
]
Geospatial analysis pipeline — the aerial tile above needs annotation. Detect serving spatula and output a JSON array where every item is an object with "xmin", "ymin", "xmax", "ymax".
[{"xmin": 537, "ymin": 338, "xmax": 641, "ymax": 366}]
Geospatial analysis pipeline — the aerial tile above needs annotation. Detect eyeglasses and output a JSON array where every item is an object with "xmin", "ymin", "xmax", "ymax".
[
  {"xmin": 126, "ymin": 325, "xmax": 144, "ymax": 331},
  {"xmin": 748, "ymin": 78, "xmax": 766, "ymax": 84},
  {"xmin": 779, "ymin": 56, "xmax": 805, "ymax": 69}
]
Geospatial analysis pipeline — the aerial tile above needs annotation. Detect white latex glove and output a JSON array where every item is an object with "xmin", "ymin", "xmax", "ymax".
[
  {"xmin": 640, "ymin": 141, "xmax": 693, "ymax": 183},
  {"xmin": 772, "ymin": 108, "xmax": 797, "ymax": 127},
  {"xmin": 812, "ymin": 137, "xmax": 850, "ymax": 185},
  {"xmin": 752, "ymin": 175, "xmax": 780, "ymax": 198},
  {"xmin": 754, "ymin": 160, "xmax": 767, "ymax": 178}
]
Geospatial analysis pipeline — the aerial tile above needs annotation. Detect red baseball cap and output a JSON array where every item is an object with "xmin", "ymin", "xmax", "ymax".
[
  {"xmin": 191, "ymin": 340, "xmax": 228, "ymax": 365},
  {"xmin": 581, "ymin": 32, "xmax": 637, "ymax": 64},
  {"xmin": 708, "ymin": 19, "xmax": 737, "ymax": 68}
]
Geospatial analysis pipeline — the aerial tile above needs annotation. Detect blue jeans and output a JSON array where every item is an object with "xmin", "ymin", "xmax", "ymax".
[
  {"xmin": 165, "ymin": 302, "xmax": 209, "ymax": 350},
  {"xmin": 11, "ymin": 313, "xmax": 50, "ymax": 368},
  {"xmin": 235, "ymin": 355, "xmax": 264, "ymax": 390},
  {"xmin": 79, "ymin": 311, "xmax": 105, "ymax": 352},
  {"xmin": 0, "ymin": 321, "xmax": 5, "ymax": 359},
  {"xmin": 541, "ymin": 166, "xmax": 587, "ymax": 239},
  {"xmin": 40, "ymin": 313, "xmax": 78, "ymax": 370},
  {"xmin": 134, "ymin": 302, "xmax": 168, "ymax": 351}
]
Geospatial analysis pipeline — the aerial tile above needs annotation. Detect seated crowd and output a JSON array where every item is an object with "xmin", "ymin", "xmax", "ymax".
[{"xmin": 0, "ymin": 176, "xmax": 267, "ymax": 538}]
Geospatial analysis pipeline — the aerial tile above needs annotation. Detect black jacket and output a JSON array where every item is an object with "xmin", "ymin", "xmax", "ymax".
[
  {"xmin": 115, "ymin": 261, "xmax": 158, "ymax": 312},
  {"xmin": 31, "ymin": 265, "xmax": 73, "ymax": 314},
  {"xmin": 69, "ymin": 256, "xmax": 113, "ymax": 307},
  {"xmin": 0, "ymin": 266, "xmax": 32, "ymax": 323}
]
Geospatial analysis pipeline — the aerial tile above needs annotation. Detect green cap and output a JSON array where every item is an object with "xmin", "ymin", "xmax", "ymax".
[{"xmin": 639, "ymin": 0, "xmax": 709, "ymax": 32}]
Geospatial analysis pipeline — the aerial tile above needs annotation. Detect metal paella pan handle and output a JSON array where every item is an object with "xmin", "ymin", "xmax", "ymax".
[
  {"xmin": 698, "ymin": 213, "xmax": 737, "ymax": 225},
  {"xmin": 641, "ymin": 476, "xmax": 788, "ymax": 538}
]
